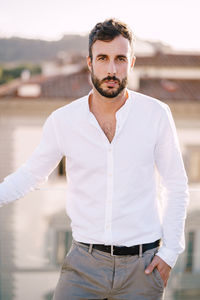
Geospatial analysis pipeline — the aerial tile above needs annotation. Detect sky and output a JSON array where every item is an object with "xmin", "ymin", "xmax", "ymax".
[{"xmin": 0, "ymin": 0, "xmax": 200, "ymax": 51}]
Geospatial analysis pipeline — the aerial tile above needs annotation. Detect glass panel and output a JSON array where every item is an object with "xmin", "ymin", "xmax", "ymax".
[{"xmin": 185, "ymin": 231, "xmax": 195, "ymax": 272}]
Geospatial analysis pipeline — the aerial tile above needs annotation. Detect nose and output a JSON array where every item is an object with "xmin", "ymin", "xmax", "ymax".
[{"xmin": 107, "ymin": 60, "xmax": 116, "ymax": 76}]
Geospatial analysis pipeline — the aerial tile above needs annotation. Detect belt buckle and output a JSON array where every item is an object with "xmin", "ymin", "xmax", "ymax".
[
  {"xmin": 139, "ymin": 244, "xmax": 143, "ymax": 257},
  {"xmin": 111, "ymin": 245, "xmax": 115, "ymax": 256},
  {"xmin": 110, "ymin": 245, "xmax": 119, "ymax": 256}
]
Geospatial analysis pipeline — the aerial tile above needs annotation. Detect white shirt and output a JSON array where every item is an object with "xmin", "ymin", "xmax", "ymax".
[{"xmin": 0, "ymin": 90, "xmax": 189, "ymax": 268}]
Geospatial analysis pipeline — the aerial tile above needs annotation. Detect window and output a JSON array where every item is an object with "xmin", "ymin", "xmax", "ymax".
[
  {"xmin": 46, "ymin": 210, "xmax": 72, "ymax": 266},
  {"xmin": 56, "ymin": 230, "xmax": 72, "ymax": 265},
  {"xmin": 185, "ymin": 231, "xmax": 195, "ymax": 272},
  {"xmin": 184, "ymin": 146, "xmax": 200, "ymax": 183}
]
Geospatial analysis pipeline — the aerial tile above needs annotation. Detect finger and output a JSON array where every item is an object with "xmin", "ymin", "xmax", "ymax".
[{"xmin": 145, "ymin": 257, "xmax": 158, "ymax": 274}]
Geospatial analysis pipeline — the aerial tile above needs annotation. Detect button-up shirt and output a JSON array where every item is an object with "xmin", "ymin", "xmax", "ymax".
[{"xmin": 0, "ymin": 90, "xmax": 189, "ymax": 267}]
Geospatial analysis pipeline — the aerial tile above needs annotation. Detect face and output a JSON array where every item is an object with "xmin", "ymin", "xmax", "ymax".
[{"xmin": 87, "ymin": 35, "xmax": 135, "ymax": 98}]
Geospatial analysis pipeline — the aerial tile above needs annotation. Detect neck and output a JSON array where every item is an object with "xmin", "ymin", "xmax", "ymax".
[{"xmin": 89, "ymin": 88, "xmax": 128, "ymax": 116}]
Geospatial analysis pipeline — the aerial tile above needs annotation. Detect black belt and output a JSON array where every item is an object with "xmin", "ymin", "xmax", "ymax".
[{"xmin": 80, "ymin": 239, "xmax": 161, "ymax": 256}]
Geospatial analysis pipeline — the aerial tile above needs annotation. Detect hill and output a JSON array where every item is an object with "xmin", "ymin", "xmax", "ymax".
[{"xmin": 0, "ymin": 35, "xmax": 88, "ymax": 63}]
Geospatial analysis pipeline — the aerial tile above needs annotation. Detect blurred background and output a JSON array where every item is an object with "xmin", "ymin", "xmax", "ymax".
[{"xmin": 0, "ymin": 0, "xmax": 200, "ymax": 299}]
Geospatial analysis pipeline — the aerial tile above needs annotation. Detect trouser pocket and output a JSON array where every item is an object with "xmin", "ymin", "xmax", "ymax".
[{"xmin": 141, "ymin": 247, "xmax": 164, "ymax": 291}]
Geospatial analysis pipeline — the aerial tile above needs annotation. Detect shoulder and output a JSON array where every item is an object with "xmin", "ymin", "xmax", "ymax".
[
  {"xmin": 51, "ymin": 94, "xmax": 88, "ymax": 121},
  {"xmin": 129, "ymin": 90, "xmax": 170, "ymax": 115}
]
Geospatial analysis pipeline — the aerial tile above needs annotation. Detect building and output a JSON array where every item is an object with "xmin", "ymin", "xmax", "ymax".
[
  {"xmin": 0, "ymin": 50, "xmax": 200, "ymax": 299},
  {"xmin": 0, "ymin": 68, "xmax": 91, "ymax": 300}
]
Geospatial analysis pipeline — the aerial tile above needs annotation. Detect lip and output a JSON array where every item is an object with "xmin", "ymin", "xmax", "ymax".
[{"xmin": 104, "ymin": 80, "xmax": 118, "ymax": 87}]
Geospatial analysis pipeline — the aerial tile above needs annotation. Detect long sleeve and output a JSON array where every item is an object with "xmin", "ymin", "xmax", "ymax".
[
  {"xmin": 0, "ymin": 113, "xmax": 63, "ymax": 206},
  {"xmin": 155, "ymin": 105, "xmax": 189, "ymax": 268}
]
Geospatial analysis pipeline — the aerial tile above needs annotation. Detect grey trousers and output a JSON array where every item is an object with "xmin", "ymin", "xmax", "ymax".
[{"xmin": 53, "ymin": 240, "xmax": 165, "ymax": 300}]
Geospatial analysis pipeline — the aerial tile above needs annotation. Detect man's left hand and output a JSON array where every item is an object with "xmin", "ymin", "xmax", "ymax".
[{"xmin": 145, "ymin": 255, "xmax": 171, "ymax": 287}]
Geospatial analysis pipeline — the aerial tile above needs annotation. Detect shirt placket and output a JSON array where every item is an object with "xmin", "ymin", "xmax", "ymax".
[
  {"xmin": 104, "ymin": 143, "xmax": 114, "ymax": 244},
  {"xmin": 88, "ymin": 98, "xmax": 131, "ymax": 246}
]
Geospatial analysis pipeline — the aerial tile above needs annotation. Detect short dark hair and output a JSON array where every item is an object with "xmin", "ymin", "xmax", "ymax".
[{"xmin": 89, "ymin": 18, "xmax": 134, "ymax": 59}]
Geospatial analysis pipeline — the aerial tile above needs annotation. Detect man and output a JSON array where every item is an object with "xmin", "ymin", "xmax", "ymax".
[{"xmin": 0, "ymin": 19, "xmax": 189, "ymax": 300}]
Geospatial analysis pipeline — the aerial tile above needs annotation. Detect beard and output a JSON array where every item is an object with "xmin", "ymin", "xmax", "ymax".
[{"xmin": 91, "ymin": 70, "xmax": 128, "ymax": 98}]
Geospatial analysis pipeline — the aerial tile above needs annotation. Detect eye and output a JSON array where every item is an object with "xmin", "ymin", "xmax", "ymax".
[
  {"xmin": 97, "ymin": 56, "xmax": 106, "ymax": 61},
  {"xmin": 117, "ymin": 56, "xmax": 126, "ymax": 62}
]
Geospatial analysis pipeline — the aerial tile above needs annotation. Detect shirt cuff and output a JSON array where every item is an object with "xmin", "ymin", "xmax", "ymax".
[{"xmin": 156, "ymin": 246, "xmax": 180, "ymax": 268}]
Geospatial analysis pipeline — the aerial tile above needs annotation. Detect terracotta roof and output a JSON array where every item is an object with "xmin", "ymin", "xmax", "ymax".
[
  {"xmin": 135, "ymin": 53, "xmax": 200, "ymax": 67},
  {"xmin": 0, "ymin": 78, "xmax": 22, "ymax": 97},
  {"xmin": 40, "ymin": 71, "xmax": 91, "ymax": 99},
  {"xmin": 1, "ymin": 57, "xmax": 200, "ymax": 102},
  {"xmin": 0, "ymin": 69, "xmax": 92, "ymax": 99},
  {"xmin": 138, "ymin": 78, "xmax": 200, "ymax": 101}
]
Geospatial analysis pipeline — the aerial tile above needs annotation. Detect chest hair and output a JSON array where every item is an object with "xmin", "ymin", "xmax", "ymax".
[{"xmin": 99, "ymin": 118, "xmax": 116, "ymax": 143}]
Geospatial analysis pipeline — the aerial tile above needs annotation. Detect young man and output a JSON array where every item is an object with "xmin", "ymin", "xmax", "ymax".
[{"xmin": 0, "ymin": 19, "xmax": 189, "ymax": 300}]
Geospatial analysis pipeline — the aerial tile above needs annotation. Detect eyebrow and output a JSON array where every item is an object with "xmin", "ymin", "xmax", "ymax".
[
  {"xmin": 96, "ymin": 54, "xmax": 107, "ymax": 58},
  {"xmin": 96, "ymin": 54, "xmax": 128, "ymax": 59},
  {"xmin": 117, "ymin": 55, "xmax": 128, "ymax": 59}
]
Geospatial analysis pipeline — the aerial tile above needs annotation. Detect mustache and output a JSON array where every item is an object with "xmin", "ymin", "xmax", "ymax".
[{"xmin": 102, "ymin": 76, "xmax": 120, "ymax": 83}]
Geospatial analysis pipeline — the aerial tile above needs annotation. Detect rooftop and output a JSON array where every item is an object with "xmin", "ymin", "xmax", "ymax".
[
  {"xmin": 138, "ymin": 78, "xmax": 200, "ymax": 101},
  {"xmin": 135, "ymin": 53, "xmax": 200, "ymax": 67}
]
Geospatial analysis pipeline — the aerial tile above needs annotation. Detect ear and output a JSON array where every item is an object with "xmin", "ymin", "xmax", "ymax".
[
  {"xmin": 131, "ymin": 55, "xmax": 136, "ymax": 69},
  {"xmin": 87, "ymin": 56, "xmax": 92, "ymax": 72}
]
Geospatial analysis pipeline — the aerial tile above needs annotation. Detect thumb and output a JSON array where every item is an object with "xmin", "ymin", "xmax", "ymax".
[{"xmin": 145, "ymin": 258, "xmax": 158, "ymax": 275}]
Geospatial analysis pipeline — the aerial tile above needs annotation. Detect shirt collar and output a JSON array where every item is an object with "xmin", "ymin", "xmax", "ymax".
[
  {"xmin": 86, "ymin": 89, "xmax": 132, "ymax": 117},
  {"xmin": 86, "ymin": 89, "xmax": 133, "ymax": 132}
]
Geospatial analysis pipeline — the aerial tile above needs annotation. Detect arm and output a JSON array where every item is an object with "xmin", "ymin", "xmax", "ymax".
[
  {"xmin": 145, "ymin": 105, "xmax": 189, "ymax": 285},
  {"xmin": 0, "ymin": 112, "xmax": 63, "ymax": 206},
  {"xmin": 154, "ymin": 105, "xmax": 189, "ymax": 268}
]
